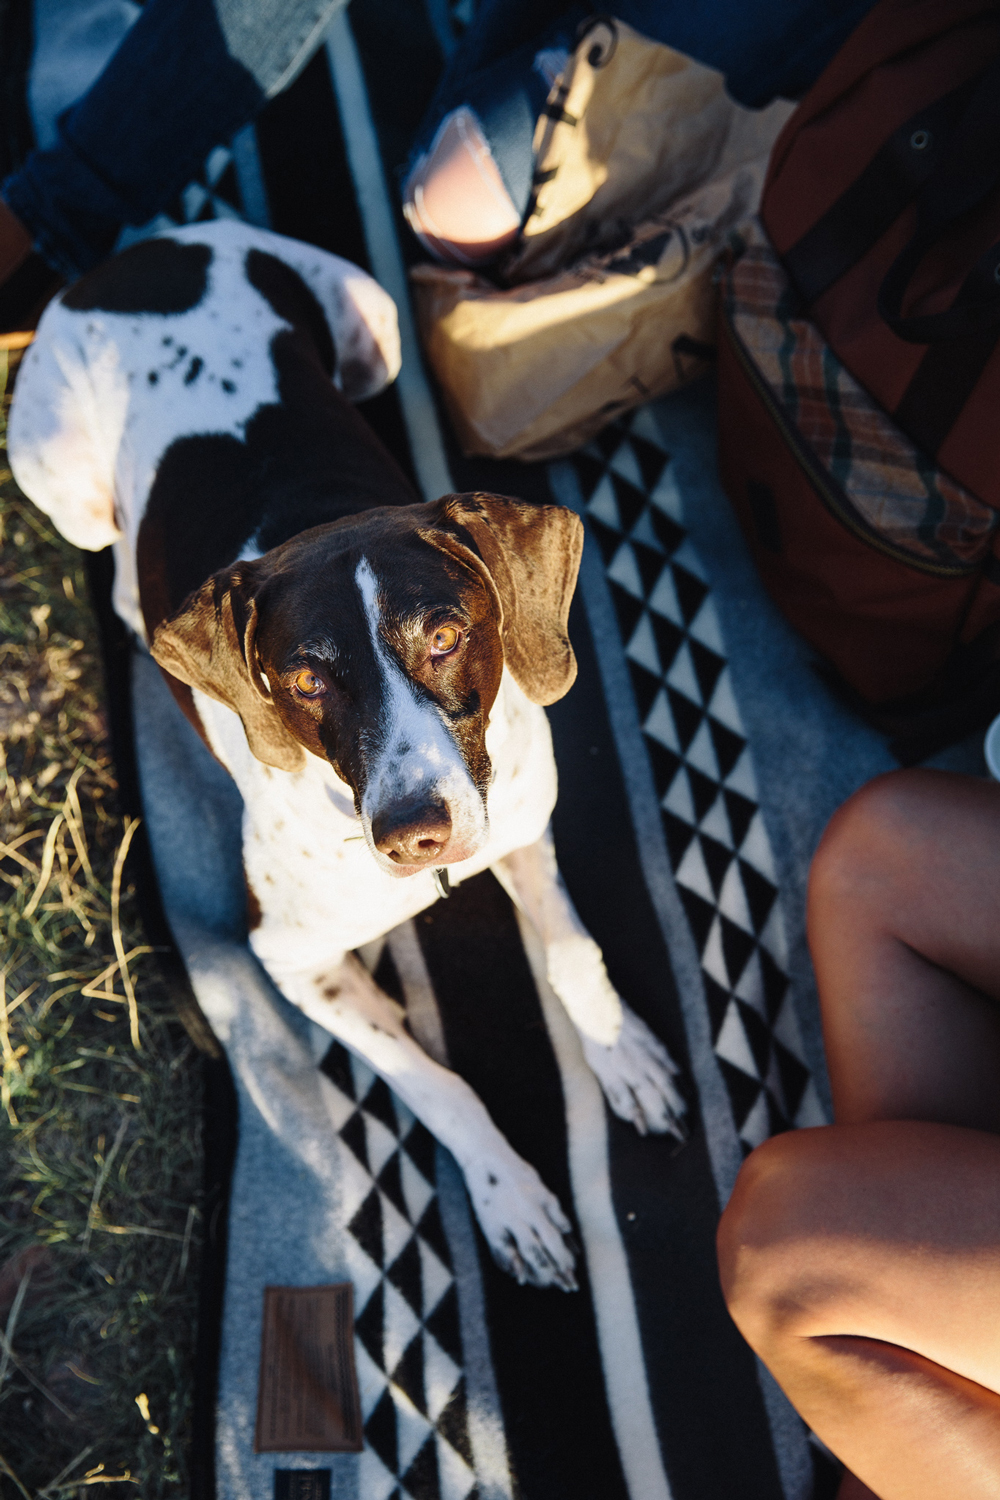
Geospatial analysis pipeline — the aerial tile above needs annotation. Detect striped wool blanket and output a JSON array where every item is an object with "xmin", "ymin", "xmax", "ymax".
[{"xmin": 79, "ymin": 2, "xmax": 984, "ymax": 1496}]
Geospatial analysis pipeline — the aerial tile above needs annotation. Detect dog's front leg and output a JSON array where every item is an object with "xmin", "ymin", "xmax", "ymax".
[
  {"xmin": 494, "ymin": 830, "xmax": 687, "ymax": 1139},
  {"xmin": 280, "ymin": 952, "xmax": 578, "ymax": 1290}
]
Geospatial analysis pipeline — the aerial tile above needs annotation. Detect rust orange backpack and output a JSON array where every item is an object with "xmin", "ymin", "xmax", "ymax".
[{"xmin": 716, "ymin": 0, "xmax": 1000, "ymax": 756}]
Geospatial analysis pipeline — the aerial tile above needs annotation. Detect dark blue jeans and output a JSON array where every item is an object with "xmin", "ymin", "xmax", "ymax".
[
  {"xmin": 410, "ymin": 0, "xmax": 880, "ymax": 218},
  {"xmin": 3, "ymin": 0, "xmax": 340, "ymax": 276},
  {"xmin": 7, "ymin": 0, "xmax": 878, "ymax": 278}
]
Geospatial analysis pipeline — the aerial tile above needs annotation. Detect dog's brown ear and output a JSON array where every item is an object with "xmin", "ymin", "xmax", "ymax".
[
  {"xmin": 428, "ymin": 493, "xmax": 584, "ymax": 705},
  {"xmin": 151, "ymin": 566, "xmax": 306, "ymax": 772}
]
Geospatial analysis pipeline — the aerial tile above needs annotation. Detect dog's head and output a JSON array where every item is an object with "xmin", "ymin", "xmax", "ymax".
[{"xmin": 151, "ymin": 493, "xmax": 583, "ymax": 876}]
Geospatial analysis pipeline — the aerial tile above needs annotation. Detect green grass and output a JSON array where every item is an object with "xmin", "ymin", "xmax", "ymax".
[{"xmin": 0, "ymin": 350, "xmax": 204, "ymax": 1497}]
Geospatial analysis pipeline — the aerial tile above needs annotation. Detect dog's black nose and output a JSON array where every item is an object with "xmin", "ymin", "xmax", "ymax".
[{"xmin": 372, "ymin": 799, "xmax": 452, "ymax": 865}]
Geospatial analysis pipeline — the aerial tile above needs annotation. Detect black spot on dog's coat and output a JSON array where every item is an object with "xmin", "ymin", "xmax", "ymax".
[
  {"xmin": 63, "ymin": 238, "xmax": 212, "ymax": 315},
  {"xmin": 338, "ymin": 358, "xmax": 369, "ymax": 394},
  {"xmin": 245, "ymin": 249, "xmax": 335, "ymax": 378},
  {"xmin": 137, "ymin": 328, "xmax": 417, "ymax": 630},
  {"xmin": 120, "ymin": 235, "xmax": 415, "ymax": 638}
]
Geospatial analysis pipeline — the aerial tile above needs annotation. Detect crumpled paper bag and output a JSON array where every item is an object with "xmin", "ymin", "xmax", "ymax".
[
  {"xmin": 411, "ymin": 21, "xmax": 791, "ymax": 460},
  {"xmin": 412, "ymin": 159, "xmax": 773, "ymax": 461}
]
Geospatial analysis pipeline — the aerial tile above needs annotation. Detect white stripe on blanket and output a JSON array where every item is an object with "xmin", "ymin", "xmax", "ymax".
[
  {"xmin": 325, "ymin": 7, "xmax": 453, "ymax": 503},
  {"xmin": 516, "ymin": 910, "xmax": 675, "ymax": 1500}
]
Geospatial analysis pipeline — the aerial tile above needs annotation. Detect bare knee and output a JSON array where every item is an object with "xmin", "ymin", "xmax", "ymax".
[
  {"xmin": 403, "ymin": 106, "xmax": 522, "ymax": 265},
  {"xmin": 718, "ymin": 1136, "xmax": 794, "ymax": 1348},
  {"xmin": 808, "ymin": 769, "xmax": 953, "ymax": 938},
  {"xmin": 718, "ymin": 1128, "xmax": 843, "ymax": 1354}
]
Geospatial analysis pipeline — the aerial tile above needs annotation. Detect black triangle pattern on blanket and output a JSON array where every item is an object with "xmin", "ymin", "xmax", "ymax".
[
  {"xmin": 320, "ymin": 1041, "xmax": 476, "ymax": 1500},
  {"xmin": 567, "ymin": 410, "xmax": 825, "ymax": 1155},
  {"xmin": 169, "ymin": 145, "xmax": 245, "ymax": 226},
  {"xmin": 139, "ymin": 141, "xmax": 246, "ymax": 231}
]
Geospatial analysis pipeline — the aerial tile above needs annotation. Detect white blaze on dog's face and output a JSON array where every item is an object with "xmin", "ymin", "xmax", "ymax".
[
  {"xmin": 353, "ymin": 555, "xmax": 489, "ymax": 874},
  {"xmin": 150, "ymin": 493, "xmax": 584, "ymax": 878}
]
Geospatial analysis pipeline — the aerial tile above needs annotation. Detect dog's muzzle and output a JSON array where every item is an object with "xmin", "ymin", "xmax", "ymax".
[{"xmin": 370, "ymin": 796, "xmax": 453, "ymax": 868}]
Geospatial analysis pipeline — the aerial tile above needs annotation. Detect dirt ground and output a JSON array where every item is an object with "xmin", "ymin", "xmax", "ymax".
[{"xmin": 0, "ymin": 349, "xmax": 203, "ymax": 1497}]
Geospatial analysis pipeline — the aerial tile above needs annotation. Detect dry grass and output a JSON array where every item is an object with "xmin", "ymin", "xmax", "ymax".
[{"xmin": 0, "ymin": 350, "xmax": 203, "ymax": 1496}]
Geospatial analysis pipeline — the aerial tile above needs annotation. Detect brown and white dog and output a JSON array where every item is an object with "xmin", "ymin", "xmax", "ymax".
[{"xmin": 9, "ymin": 221, "xmax": 684, "ymax": 1288}]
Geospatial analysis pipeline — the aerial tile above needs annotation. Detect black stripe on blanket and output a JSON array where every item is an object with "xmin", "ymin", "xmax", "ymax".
[
  {"xmin": 123, "ymin": 1, "xmax": 845, "ymax": 1496},
  {"xmin": 418, "ymin": 876, "xmax": 629, "ymax": 1500}
]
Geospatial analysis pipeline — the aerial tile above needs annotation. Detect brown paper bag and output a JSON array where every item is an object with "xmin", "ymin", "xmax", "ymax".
[
  {"xmin": 411, "ymin": 20, "xmax": 791, "ymax": 460},
  {"xmin": 504, "ymin": 18, "xmax": 732, "ymax": 285},
  {"xmin": 413, "ymin": 159, "xmax": 770, "ymax": 462}
]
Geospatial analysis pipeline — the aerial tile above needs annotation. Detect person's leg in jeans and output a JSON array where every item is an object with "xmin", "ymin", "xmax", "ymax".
[
  {"xmin": 402, "ymin": 0, "xmax": 878, "ymax": 267},
  {"xmin": 717, "ymin": 770, "xmax": 1000, "ymax": 1500},
  {"xmin": 0, "ymin": 0, "xmax": 345, "ymax": 329}
]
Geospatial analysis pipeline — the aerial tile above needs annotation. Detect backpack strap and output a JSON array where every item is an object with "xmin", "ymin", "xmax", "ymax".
[
  {"xmin": 765, "ymin": 0, "xmax": 997, "ymax": 187},
  {"xmin": 877, "ymin": 53, "xmax": 1000, "ymax": 342},
  {"xmin": 781, "ymin": 74, "xmax": 981, "ymax": 305}
]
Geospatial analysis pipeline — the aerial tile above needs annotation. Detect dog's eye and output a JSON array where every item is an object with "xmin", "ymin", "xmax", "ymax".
[
  {"xmin": 293, "ymin": 669, "xmax": 324, "ymax": 697},
  {"xmin": 430, "ymin": 625, "xmax": 461, "ymax": 657}
]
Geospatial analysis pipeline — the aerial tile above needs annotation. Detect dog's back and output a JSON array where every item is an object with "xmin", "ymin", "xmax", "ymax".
[{"xmin": 8, "ymin": 220, "xmax": 410, "ymax": 639}]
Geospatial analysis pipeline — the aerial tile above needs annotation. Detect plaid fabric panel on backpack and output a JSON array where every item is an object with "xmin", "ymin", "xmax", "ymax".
[{"xmin": 720, "ymin": 223, "xmax": 998, "ymax": 575}]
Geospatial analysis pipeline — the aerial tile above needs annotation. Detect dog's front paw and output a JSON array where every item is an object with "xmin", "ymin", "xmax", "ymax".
[
  {"xmin": 582, "ymin": 1004, "xmax": 687, "ymax": 1140},
  {"xmin": 464, "ymin": 1152, "xmax": 578, "ymax": 1291}
]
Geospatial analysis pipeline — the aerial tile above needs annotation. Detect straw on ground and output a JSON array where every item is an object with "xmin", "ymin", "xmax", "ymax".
[{"xmin": 0, "ymin": 351, "xmax": 204, "ymax": 1498}]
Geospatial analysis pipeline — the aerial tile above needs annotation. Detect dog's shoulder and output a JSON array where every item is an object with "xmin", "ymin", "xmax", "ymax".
[
  {"xmin": 8, "ymin": 224, "xmax": 401, "ymax": 560},
  {"xmin": 7, "ymin": 231, "xmax": 282, "ymax": 554},
  {"xmin": 7, "ymin": 289, "xmax": 128, "ymax": 551},
  {"xmin": 162, "ymin": 222, "xmax": 401, "ymax": 400}
]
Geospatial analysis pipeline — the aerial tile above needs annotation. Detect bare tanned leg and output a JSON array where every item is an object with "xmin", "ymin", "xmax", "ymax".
[
  {"xmin": 809, "ymin": 770, "xmax": 1000, "ymax": 1132},
  {"xmin": 718, "ymin": 770, "xmax": 1000, "ymax": 1500}
]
